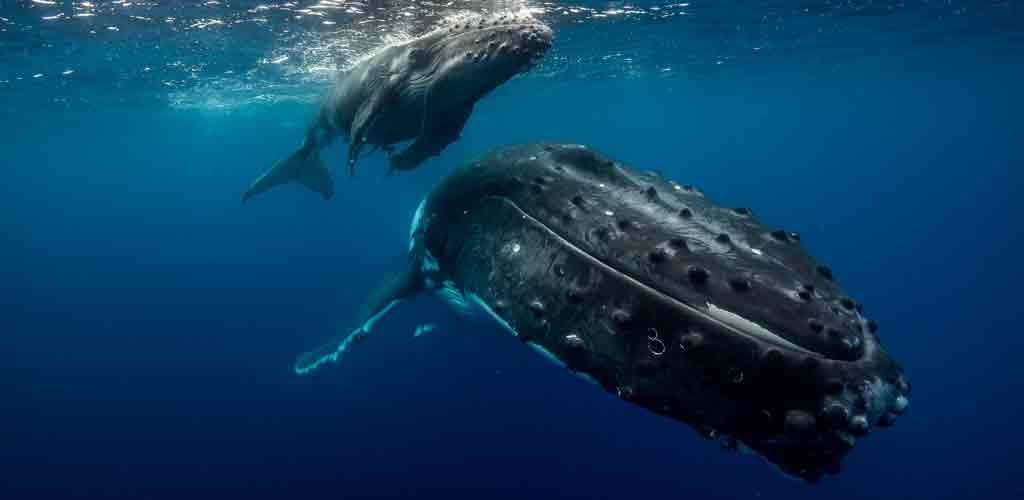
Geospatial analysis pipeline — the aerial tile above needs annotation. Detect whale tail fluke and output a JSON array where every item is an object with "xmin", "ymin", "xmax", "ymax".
[{"xmin": 242, "ymin": 146, "xmax": 334, "ymax": 203}]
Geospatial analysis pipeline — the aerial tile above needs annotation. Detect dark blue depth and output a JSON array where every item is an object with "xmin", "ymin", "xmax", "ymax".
[{"xmin": 2, "ymin": 12, "xmax": 1022, "ymax": 500}]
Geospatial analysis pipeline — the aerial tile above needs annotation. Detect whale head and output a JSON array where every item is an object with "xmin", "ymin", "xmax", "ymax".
[{"xmin": 402, "ymin": 13, "xmax": 553, "ymax": 109}]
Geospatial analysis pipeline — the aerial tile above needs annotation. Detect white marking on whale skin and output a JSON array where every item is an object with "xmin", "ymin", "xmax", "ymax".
[
  {"xmin": 436, "ymin": 280, "xmax": 474, "ymax": 317},
  {"xmin": 409, "ymin": 197, "xmax": 427, "ymax": 251},
  {"xmin": 893, "ymin": 395, "xmax": 909, "ymax": 413},
  {"xmin": 705, "ymin": 302, "xmax": 815, "ymax": 354},
  {"xmin": 732, "ymin": 239, "xmax": 772, "ymax": 261},
  {"xmin": 527, "ymin": 341, "xmax": 567, "ymax": 369},
  {"xmin": 500, "ymin": 240, "xmax": 521, "ymax": 256},
  {"xmin": 421, "ymin": 249, "xmax": 440, "ymax": 274},
  {"xmin": 837, "ymin": 376, "xmax": 900, "ymax": 423}
]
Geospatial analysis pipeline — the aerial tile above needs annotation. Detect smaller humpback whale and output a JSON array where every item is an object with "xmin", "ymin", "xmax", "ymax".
[
  {"xmin": 242, "ymin": 13, "xmax": 553, "ymax": 203},
  {"xmin": 285, "ymin": 144, "xmax": 911, "ymax": 482}
]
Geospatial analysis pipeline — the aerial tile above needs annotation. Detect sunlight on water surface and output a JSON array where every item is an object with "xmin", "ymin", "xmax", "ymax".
[{"xmin": 0, "ymin": 0, "xmax": 1021, "ymax": 112}]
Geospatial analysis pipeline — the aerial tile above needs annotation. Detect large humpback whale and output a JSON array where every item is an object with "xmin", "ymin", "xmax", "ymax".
[
  {"xmin": 242, "ymin": 13, "xmax": 553, "ymax": 203},
  {"xmin": 289, "ymin": 143, "xmax": 911, "ymax": 482}
]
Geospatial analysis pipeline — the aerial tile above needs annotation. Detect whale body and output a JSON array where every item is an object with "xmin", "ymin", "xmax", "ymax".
[
  {"xmin": 242, "ymin": 14, "xmax": 553, "ymax": 203},
  {"xmin": 291, "ymin": 143, "xmax": 911, "ymax": 482}
]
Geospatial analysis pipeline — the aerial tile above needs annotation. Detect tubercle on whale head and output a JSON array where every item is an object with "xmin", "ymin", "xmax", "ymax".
[
  {"xmin": 427, "ymin": 143, "xmax": 911, "ymax": 482},
  {"xmin": 512, "ymin": 143, "xmax": 879, "ymax": 358},
  {"xmin": 407, "ymin": 13, "xmax": 553, "ymax": 102}
]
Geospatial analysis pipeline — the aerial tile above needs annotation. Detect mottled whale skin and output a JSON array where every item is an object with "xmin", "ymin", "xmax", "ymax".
[
  {"xmin": 294, "ymin": 143, "xmax": 911, "ymax": 482},
  {"xmin": 242, "ymin": 13, "xmax": 553, "ymax": 203}
]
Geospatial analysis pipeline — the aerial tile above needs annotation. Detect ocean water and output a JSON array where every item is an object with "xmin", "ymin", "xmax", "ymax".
[{"xmin": 2, "ymin": 1, "xmax": 1022, "ymax": 498}]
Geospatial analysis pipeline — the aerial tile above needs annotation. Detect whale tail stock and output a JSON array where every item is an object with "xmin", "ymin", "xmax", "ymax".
[{"xmin": 242, "ymin": 141, "xmax": 334, "ymax": 203}]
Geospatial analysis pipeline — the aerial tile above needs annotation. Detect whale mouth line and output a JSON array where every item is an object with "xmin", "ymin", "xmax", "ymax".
[{"xmin": 490, "ymin": 195, "xmax": 829, "ymax": 358}]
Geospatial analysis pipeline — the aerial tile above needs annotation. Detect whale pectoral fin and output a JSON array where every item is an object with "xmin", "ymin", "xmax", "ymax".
[
  {"xmin": 346, "ymin": 111, "xmax": 374, "ymax": 176},
  {"xmin": 347, "ymin": 109, "xmax": 380, "ymax": 176},
  {"xmin": 243, "ymin": 146, "xmax": 333, "ymax": 203},
  {"xmin": 388, "ymin": 104, "xmax": 474, "ymax": 174},
  {"xmin": 293, "ymin": 264, "xmax": 422, "ymax": 375},
  {"xmin": 347, "ymin": 86, "xmax": 393, "ymax": 176}
]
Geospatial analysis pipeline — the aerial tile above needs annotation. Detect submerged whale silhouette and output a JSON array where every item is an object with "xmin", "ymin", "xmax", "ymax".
[
  {"xmin": 289, "ymin": 143, "xmax": 911, "ymax": 482},
  {"xmin": 242, "ymin": 13, "xmax": 553, "ymax": 203}
]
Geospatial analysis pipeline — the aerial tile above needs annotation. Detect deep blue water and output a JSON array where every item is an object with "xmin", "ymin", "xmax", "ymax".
[{"xmin": 2, "ymin": 1, "xmax": 1023, "ymax": 499}]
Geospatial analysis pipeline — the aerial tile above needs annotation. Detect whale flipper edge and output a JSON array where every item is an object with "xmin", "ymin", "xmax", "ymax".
[{"xmin": 294, "ymin": 265, "xmax": 422, "ymax": 375}]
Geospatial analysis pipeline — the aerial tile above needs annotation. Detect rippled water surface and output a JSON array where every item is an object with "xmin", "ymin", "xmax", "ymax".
[{"xmin": 3, "ymin": 0, "xmax": 1021, "ymax": 111}]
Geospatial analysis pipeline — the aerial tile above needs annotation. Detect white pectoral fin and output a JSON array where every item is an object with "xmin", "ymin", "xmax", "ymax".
[
  {"xmin": 293, "ymin": 265, "xmax": 421, "ymax": 376},
  {"xmin": 347, "ymin": 84, "xmax": 394, "ymax": 175},
  {"xmin": 293, "ymin": 299, "xmax": 401, "ymax": 375}
]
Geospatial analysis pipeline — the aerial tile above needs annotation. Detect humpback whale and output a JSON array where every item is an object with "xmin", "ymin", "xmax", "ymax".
[
  {"xmin": 289, "ymin": 143, "xmax": 911, "ymax": 482},
  {"xmin": 242, "ymin": 14, "xmax": 553, "ymax": 203}
]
